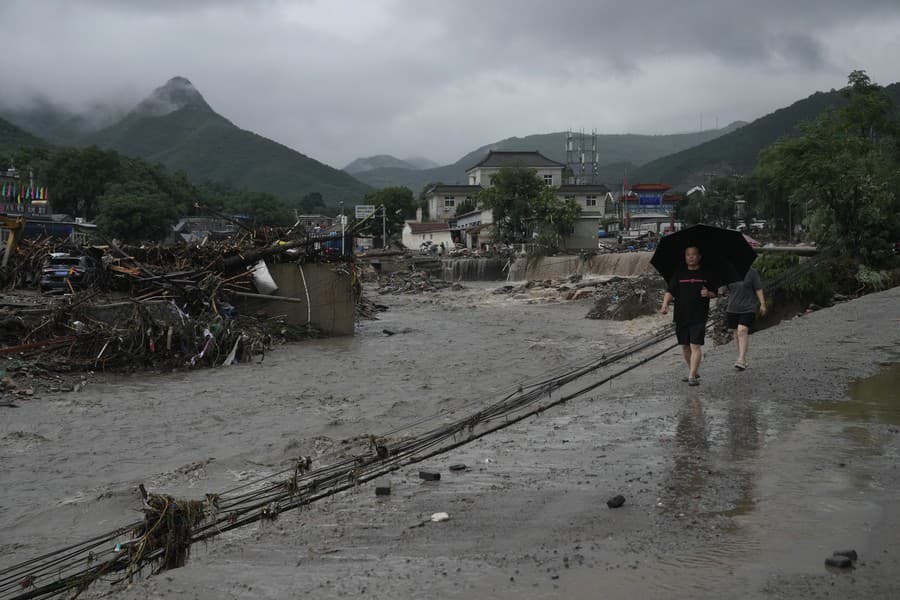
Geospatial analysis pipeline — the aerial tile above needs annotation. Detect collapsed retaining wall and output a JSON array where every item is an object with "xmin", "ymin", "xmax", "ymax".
[
  {"xmin": 232, "ymin": 262, "xmax": 354, "ymax": 336},
  {"xmin": 507, "ymin": 252, "xmax": 655, "ymax": 281}
]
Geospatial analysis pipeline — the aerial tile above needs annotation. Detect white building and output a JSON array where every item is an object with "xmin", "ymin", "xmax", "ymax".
[
  {"xmin": 466, "ymin": 150, "xmax": 564, "ymax": 187},
  {"xmin": 420, "ymin": 150, "xmax": 611, "ymax": 250},
  {"xmin": 455, "ymin": 208, "xmax": 495, "ymax": 250},
  {"xmin": 426, "ymin": 184, "xmax": 482, "ymax": 221},
  {"xmin": 401, "ymin": 221, "xmax": 456, "ymax": 251},
  {"xmin": 556, "ymin": 184, "xmax": 614, "ymax": 248}
]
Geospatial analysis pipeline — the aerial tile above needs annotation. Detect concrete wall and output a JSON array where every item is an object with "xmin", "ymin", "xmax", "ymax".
[
  {"xmin": 507, "ymin": 252, "xmax": 655, "ymax": 281},
  {"xmin": 235, "ymin": 262, "xmax": 354, "ymax": 336}
]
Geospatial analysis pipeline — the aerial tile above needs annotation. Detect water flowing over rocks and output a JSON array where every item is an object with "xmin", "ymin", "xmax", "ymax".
[
  {"xmin": 507, "ymin": 252, "xmax": 654, "ymax": 281},
  {"xmin": 441, "ymin": 257, "xmax": 505, "ymax": 282}
]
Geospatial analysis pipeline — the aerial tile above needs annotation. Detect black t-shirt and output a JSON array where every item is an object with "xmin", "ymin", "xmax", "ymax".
[{"xmin": 668, "ymin": 267, "xmax": 713, "ymax": 325}]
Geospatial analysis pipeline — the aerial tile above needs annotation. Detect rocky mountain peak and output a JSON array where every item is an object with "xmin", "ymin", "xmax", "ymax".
[{"xmin": 132, "ymin": 76, "xmax": 213, "ymax": 118}]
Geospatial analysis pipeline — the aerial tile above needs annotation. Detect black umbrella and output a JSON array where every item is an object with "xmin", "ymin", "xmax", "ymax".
[{"xmin": 651, "ymin": 224, "xmax": 757, "ymax": 287}]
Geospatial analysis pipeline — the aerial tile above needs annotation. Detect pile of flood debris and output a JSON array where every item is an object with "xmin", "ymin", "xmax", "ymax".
[
  {"xmin": 491, "ymin": 273, "xmax": 667, "ymax": 319},
  {"xmin": 584, "ymin": 274, "xmax": 667, "ymax": 320},
  {"xmin": 0, "ymin": 229, "xmax": 359, "ymax": 389},
  {"xmin": 376, "ymin": 271, "xmax": 464, "ymax": 295}
]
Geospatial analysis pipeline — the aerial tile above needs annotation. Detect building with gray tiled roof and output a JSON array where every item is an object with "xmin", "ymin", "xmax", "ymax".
[{"xmin": 466, "ymin": 151, "xmax": 565, "ymax": 188}]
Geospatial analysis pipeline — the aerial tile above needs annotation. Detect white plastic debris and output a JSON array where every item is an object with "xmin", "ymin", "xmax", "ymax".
[
  {"xmin": 250, "ymin": 259, "xmax": 279, "ymax": 294},
  {"xmin": 430, "ymin": 512, "xmax": 450, "ymax": 523}
]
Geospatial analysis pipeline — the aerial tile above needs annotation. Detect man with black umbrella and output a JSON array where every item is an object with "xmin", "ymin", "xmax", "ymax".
[{"xmin": 659, "ymin": 246, "xmax": 717, "ymax": 386}]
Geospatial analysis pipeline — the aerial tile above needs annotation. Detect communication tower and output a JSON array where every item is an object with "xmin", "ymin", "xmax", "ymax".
[{"xmin": 564, "ymin": 129, "xmax": 600, "ymax": 184}]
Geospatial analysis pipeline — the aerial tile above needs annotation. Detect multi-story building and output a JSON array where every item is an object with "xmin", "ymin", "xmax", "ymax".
[{"xmin": 418, "ymin": 150, "xmax": 612, "ymax": 250}]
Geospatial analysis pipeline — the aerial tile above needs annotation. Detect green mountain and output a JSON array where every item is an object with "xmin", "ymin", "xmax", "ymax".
[
  {"xmin": 82, "ymin": 77, "xmax": 370, "ymax": 206},
  {"xmin": 0, "ymin": 97, "xmax": 126, "ymax": 146},
  {"xmin": 403, "ymin": 155, "xmax": 440, "ymax": 170},
  {"xmin": 354, "ymin": 124, "xmax": 745, "ymax": 195},
  {"xmin": 344, "ymin": 154, "xmax": 440, "ymax": 173},
  {"xmin": 630, "ymin": 82, "xmax": 900, "ymax": 189},
  {"xmin": 344, "ymin": 154, "xmax": 422, "ymax": 173},
  {"xmin": 0, "ymin": 115, "xmax": 47, "ymax": 156}
]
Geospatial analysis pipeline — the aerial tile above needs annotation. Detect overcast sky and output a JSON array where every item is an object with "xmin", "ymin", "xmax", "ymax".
[{"xmin": 2, "ymin": 0, "xmax": 900, "ymax": 168}]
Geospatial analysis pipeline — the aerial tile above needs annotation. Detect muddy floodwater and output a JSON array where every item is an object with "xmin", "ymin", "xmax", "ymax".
[{"xmin": 1, "ymin": 283, "xmax": 899, "ymax": 599}]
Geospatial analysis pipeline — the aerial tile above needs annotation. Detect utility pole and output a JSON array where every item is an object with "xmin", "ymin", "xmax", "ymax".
[
  {"xmin": 339, "ymin": 201, "xmax": 345, "ymax": 256},
  {"xmin": 381, "ymin": 205, "xmax": 387, "ymax": 249},
  {"xmin": 788, "ymin": 200, "xmax": 792, "ymax": 244}
]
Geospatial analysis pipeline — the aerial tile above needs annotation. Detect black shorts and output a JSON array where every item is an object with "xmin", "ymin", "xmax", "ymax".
[
  {"xmin": 726, "ymin": 312, "xmax": 755, "ymax": 330},
  {"xmin": 676, "ymin": 322, "xmax": 706, "ymax": 346}
]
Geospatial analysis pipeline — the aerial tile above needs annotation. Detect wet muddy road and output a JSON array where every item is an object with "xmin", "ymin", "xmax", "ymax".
[{"xmin": 2, "ymin": 284, "xmax": 899, "ymax": 599}]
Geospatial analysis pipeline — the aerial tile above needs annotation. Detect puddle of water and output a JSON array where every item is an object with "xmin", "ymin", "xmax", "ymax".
[
  {"xmin": 549, "ymin": 377, "xmax": 891, "ymax": 600},
  {"xmin": 814, "ymin": 363, "xmax": 900, "ymax": 426}
]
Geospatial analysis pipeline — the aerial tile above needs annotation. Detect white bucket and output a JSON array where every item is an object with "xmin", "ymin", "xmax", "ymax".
[{"xmin": 250, "ymin": 260, "xmax": 279, "ymax": 294}]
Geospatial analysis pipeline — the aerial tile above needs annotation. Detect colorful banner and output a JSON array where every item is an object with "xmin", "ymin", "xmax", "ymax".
[{"xmin": 0, "ymin": 182, "xmax": 50, "ymax": 203}]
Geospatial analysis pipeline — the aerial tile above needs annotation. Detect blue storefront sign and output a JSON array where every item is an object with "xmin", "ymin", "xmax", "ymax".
[{"xmin": 637, "ymin": 192, "xmax": 662, "ymax": 206}]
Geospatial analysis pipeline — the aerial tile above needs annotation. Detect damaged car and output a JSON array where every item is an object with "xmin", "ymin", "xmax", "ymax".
[{"xmin": 39, "ymin": 253, "xmax": 98, "ymax": 293}]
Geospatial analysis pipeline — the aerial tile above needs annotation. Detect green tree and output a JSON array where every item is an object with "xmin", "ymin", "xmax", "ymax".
[
  {"xmin": 454, "ymin": 197, "xmax": 477, "ymax": 215},
  {"xmin": 360, "ymin": 186, "xmax": 416, "ymax": 243},
  {"xmin": 530, "ymin": 186, "xmax": 581, "ymax": 252},
  {"xmin": 94, "ymin": 182, "xmax": 180, "ymax": 242},
  {"xmin": 299, "ymin": 191, "xmax": 327, "ymax": 214},
  {"xmin": 10, "ymin": 146, "xmax": 52, "ymax": 178},
  {"xmin": 43, "ymin": 146, "xmax": 123, "ymax": 219},
  {"xmin": 476, "ymin": 166, "xmax": 546, "ymax": 243},
  {"xmin": 477, "ymin": 166, "xmax": 580, "ymax": 247},
  {"xmin": 226, "ymin": 191, "xmax": 293, "ymax": 226},
  {"xmin": 755, "ymin": 70, "xmax": 900, "ymax": 265},
  {"xmin": 197, "ymin": 182, "xmax": 293, "ymax": 226},
  {"xmin": 121, "ymin": 159, "xmax": 198, "ymax": 216},
  {"xmin": 676, "ymin": 176, "xmax": 741, "ymax": 227}
]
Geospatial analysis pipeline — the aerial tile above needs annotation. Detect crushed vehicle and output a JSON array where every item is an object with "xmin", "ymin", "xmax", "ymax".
[{"xmin": 39, "ymin": 252, "xmax": 98, "ymax": 292}]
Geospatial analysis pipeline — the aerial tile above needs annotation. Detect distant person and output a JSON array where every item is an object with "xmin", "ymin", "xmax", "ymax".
[
  {"xmin": 723, "ymin": 267, "xmax": 767, "ymax": 370},
  {"xmin": 660, "ymin": 246, "xmax": 717, "ymax": 386}
]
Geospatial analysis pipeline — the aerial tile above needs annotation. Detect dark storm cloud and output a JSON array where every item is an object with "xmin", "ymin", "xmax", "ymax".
[
  {"xmin": 1, "ymin": 0, "xmax": 898, "ymax": 166},
  {"xmin": 402, "ymin": 0, "xmax": 895, "ymax": 70}
]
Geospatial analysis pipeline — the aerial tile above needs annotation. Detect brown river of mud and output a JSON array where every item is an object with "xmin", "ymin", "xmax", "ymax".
[{"xmin": 1, "ymin": 283, "xmax": 898, "ymax": 599}]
